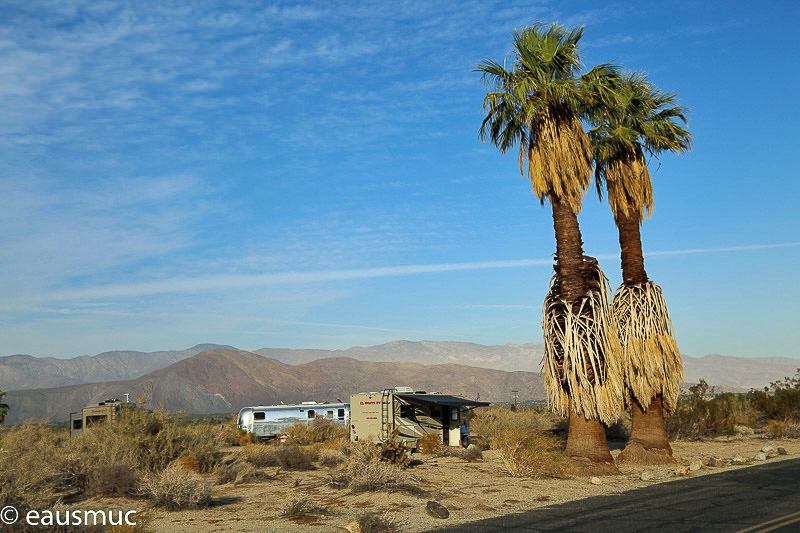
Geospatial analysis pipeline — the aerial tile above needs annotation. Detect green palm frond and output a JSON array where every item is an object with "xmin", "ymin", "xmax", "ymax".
[
  {"xmin": 589, "ymin": 72, "xmax": 693, "ymax": 221},
  {"xmin": 476, "ymin": 23, "xmax": 620, "ymax": 212}
]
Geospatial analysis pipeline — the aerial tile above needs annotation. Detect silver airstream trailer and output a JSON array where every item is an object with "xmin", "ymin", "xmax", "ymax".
[{"xmin": 237, "ymin": 401, "xmax": 350, "ymax": 441}]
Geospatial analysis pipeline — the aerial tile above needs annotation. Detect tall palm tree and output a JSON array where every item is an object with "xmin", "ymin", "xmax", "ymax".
[
  {"xmin": 477, "ymin": 23, "xmax": 624, "ymax": 467},
  {"xmin": 589, "ymin": 73, "xmax": 692, "ymax": 463},
  {"xmin": 0, "ymin": 389, "xmax": 7, "ymax": 424}
]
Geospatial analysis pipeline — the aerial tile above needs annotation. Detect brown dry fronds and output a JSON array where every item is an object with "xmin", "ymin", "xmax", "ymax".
[
  {"xmin": 613, "ymin": 282, "xmax": 683, "ymax": 413},
  {"xmin": 541, "ymin": 259, "xmax": 624, "ymax": 424},
  {"xmin": 616, "ymin": 441, "xmax": 676, "ymax": 465},
  {"xmin": 604, "ymin": 154, "xmax": 653, "ymax": 222},
  {"xmin": 524, "ymin": 112, "xmax": 593, "ymax": 213}
]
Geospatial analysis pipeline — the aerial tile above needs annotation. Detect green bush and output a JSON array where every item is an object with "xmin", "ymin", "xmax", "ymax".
[
  {"xmin": 747, "ymin": 370, "xmax": 800, "ymax": 423},
  {"xmin": 666, "ymin": 380, "xmax": 743, "ymax": 440}
]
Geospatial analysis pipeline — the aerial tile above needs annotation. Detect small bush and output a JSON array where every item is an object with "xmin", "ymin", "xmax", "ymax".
[
  {"xmin": 221, "ymin": 427, "xmax": 257, "ymax": 446},
  {"xmin": 319, "ymin": 448, "xmax": 346, "ymax": 467},
  {"xmin": 138, "ymin": 463, "xmax": 212, "ymax": 510},
  {"xmin": 281, "ymin": 496, "xmax": 330, "ymax": 520},
  {"xmin": 334, "ymin": 456, "xmax": 422, "ymax": 494},
  {"xmin": 417, "ymin": 433, "xmax": 443, "ymax": 455},
  {"xmin": 284, "ymin": 418, "xmax": 349, "ymax": 445},
  {"xmin": 490, "ymin": 428, "xmax": 575, "ymax": 478},
  {"xmin": 666, "ymin": 381, "xmax": 740, "ymax": 440},
  {"xmin": 239, "ymin": 444, "xmax": 314, "ymax": 470},
  {"xmin": 470, "ymin": 407, "xmax": 563, "ymax": 445},
  {"xmin": 379, "ymin": 432, "xmax": 410, "ymax": 467},
  {"xmin": 356, "ymin": 511, "xmax": 400, "ymax": 533}
]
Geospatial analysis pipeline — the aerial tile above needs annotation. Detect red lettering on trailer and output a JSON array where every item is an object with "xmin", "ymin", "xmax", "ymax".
[
  {"xmin": 366, "ymin": 417, "xmax": 377, "ymax": 419},
  {"xmin": 359, "ymin": 401, "xmax": 382, "ymax": 405}
]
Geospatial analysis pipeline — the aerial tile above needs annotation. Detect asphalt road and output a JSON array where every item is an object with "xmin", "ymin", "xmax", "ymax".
[{"xmin": 434, "ymin": 458, "xmax": 800, "ymax": 532}]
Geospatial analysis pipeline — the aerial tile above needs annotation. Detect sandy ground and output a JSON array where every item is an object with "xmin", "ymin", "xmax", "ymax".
[{"xmin": 83, "ymin": 436, "xmax": 797, "ymax": 532}]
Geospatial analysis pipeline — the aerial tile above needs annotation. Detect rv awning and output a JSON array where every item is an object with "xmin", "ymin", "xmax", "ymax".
[{"xmin": 396, "ymin": 394, "xmax": 490, "ymax": 408}]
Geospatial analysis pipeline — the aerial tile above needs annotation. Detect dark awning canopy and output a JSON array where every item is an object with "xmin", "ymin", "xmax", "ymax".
[{"xmin": 396, "ymin": 394, "xmax": 490, "ymax": 408}]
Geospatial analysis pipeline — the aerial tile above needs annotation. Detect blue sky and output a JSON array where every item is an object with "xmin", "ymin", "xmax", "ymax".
[{"xmin": 1, "ymin": 0, "xmax": 798, "ymax": 359}]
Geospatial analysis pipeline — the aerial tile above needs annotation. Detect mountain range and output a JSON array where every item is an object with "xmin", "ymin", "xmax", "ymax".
[
  {"xmin": 2, "ymin": 348, "xmax": 544, "ymax": 424},
  {"xmin": 1, "ymin": 341, "xmax": 797, "ymax": 425}
]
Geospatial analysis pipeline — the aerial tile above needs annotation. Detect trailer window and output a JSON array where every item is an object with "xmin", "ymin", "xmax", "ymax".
[
  {"xmin": 253, "ymin": 411, "xmax": 266, "ymax": 421},
  {"xmin": 307, "ymin": 410, "xmax": 315, "ymax": 419},
  {"xmin": 326, "ymin": 410, "xmax": 334, "ymax": 418},
  {"xmin": 72, "ymin": 419, "xmax": 83, "ymax": 430},
  {"xmin": 338, "ymin": 408, "xmax": 345, "ymax": 419}
]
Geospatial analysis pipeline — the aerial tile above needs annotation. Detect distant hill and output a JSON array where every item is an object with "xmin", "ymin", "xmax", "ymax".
[
  {"xmin": 3, "ymin": 349, "xmax": 546, "ymax": 424},
  {"xmin": 0, "ymin": 344, "xmax": 235, "ymax": 391},
  {"xmin": 683, "ymin": 354, "xmax": 799, "ymax": 389},
  {"xmin": 255, "ymin": 340, "xmax": 545, "ymax": 372},
  {"xmin": 2, "ymin": 340, "xmax": 797, "ymax": 405}
]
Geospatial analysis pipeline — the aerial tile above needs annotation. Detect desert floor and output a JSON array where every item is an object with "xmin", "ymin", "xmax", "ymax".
[{"xmin": 84, "ymin": 436, "xmax": 797, "ymax": 532}]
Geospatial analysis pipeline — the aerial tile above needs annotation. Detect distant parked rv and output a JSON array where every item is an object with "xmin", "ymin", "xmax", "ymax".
[
  {"xmin": 350, "ymin": 387, "xmax": 489, "ymax": 449},
  {"xmin": 237, "ymin": 401, "xmax": 350, "ymax": 441},
  {"xmin": 70, "ymin": 397, "xmax": 135, "ymax": 437}
]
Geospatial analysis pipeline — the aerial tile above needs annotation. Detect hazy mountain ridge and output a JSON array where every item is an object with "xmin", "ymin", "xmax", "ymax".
[
  {"xmin": 0, "ymin": 344, "xmax": 234, "ymax": 391},
  {"xmin": 3, "ymin": 349, "xmax": 546, "ymax": 424},
  {"xmin": 2, "ymin": 340, "xmax": 797, "ymax": 400}
]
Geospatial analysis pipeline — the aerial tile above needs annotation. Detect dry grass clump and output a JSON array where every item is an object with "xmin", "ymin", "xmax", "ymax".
[
  {"xmin": 439, "ymin": 444, "xmax": 483, "ymax": 462},
  {"xmin": 378, "ymin": 434, "xmax": 411, "ymax": 467},
  {"xmin": 470, "ymin": 407, "xmax": 564, "ymax": 446},
  {"xmin": 284, "ymin": 418, "xmax": 349, "ymax": 445},
  {"xmin": 221, "ymin": 426, "xmax": 258, "ymax": 446},
  {"xmin": 332, "ymin": 454, "xmax": 423, "ymax": 495},
  {"xmin": 318, "ymin": 448, "xmax": 346, "ymax": 467},
  {"xmin": 137, "ymin": 463, "xmax": 212, "ymax": 510},
  {"xmin": 355, "ymin": 511, "xmax": 401, "ymax": 533},
  {"xmin": 238, "ymin": 443, "xmax": 314, "ymax": 470},
  {"xmin": 417, "ymin": 433, "xmax": 443, "ymax": 455},
  {"xmin": 281, "ymin": 496, "xmax": 330, "ymax": 520},
  {"xmin": 490, "ymin": 428, "xmax": 575, "ymax": 478}
]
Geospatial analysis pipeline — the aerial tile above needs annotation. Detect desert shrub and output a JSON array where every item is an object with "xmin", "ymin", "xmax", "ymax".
[
  {"xmin": 417, "ymin": 433, "xmax": 443, "ymax": 455},
  {"xmin": 0, "ymin": 407, "xmax": 226, "ymax": 508},
  {"xmin": 470, "ymin": 407, "xmax": 563, "ymax": 447},
  {"xmin": 281, "ymin": 496, "xmax": 330, "ymax": 520},
  {"xmin": 767, "ymin": 420, "xmax": 789, "ymax": 438},
  {"xmin": 439, "ymin": 444, "xmax": 483, "ymax": 462},
  {"xmin": 747, "ymin": 370, "xmax": 800, "ymax": 423},
  {"xmin": 490, "ymin": 428, "xmax": 574, "ymax": 478},
  {"xmin": 221, "ymin": 426, "xmax": 257, "ymax": 446},
  {"xmin": 379, "ymin": 433, "xmax": 410, "ymax": 467},
  {"xmin": 666, "ymin": 381, "xmax": 741, "ymax": 440},
  {"xmin": 284, "ymin": 418, "xmax": 349, "ymax": 445},
  {"xmin": 0, "ymin": 422, "xmax": 70, "ymax": 507},
  {"xmin": 318, "ymin": 448, "xmax": 346, "ymax": 467},
  {"xmin": 138, "ymin": 463, "xmax": 212, "ymax": 510},
  {"xmin": 332, "ymin": 455, "xmax": 422, "ymax": 495},
  {"xmin": 356, "ymin": 511, "xmax": 401, "ymax": 533},
  {"xmin": 238, "ymin": 444, "xmax": 314, "ymax": 470}
]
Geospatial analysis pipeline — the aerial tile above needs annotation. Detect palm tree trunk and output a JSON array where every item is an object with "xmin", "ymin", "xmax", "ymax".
[
  {"xmin": 551, "ymin": 198, "xmax": 585, "ymax": 304},
  {"xmin": 551, "ymin": 198, "xmax": 615, "ymax": 466},
  {"xmin": 616, "ymin": 211, "xmax": 647, "ymax": 285},
  {"xmin": 616, "ymin": 210, "xmax": 674, "ymax": 461},
  {"xmin": 565, "ymin": 407, "xmax": 615, "ymax": 464}
]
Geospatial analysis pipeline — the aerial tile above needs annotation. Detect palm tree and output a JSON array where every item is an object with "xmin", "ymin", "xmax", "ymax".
[
  {"xmin": 0, "ymin": 389, "xmax": 7, "ymax": 424},
  {"xmin": 589, "ymin": 73, "xmax": 692, "ymax": 463},
  {"xmin": 477, "ymin": 23, "xmax": 624, "ymax": 467}
]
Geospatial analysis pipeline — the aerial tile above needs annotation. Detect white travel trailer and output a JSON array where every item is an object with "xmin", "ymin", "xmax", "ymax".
[{"xmin": 237, "ymin": 401, "xmax": 350, "ymax": 441}]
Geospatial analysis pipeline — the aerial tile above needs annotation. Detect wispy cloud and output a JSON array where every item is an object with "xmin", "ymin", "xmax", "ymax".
[{"xmin": 15, "ymin": 242, "xmax": 798, "ymax": 304}]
